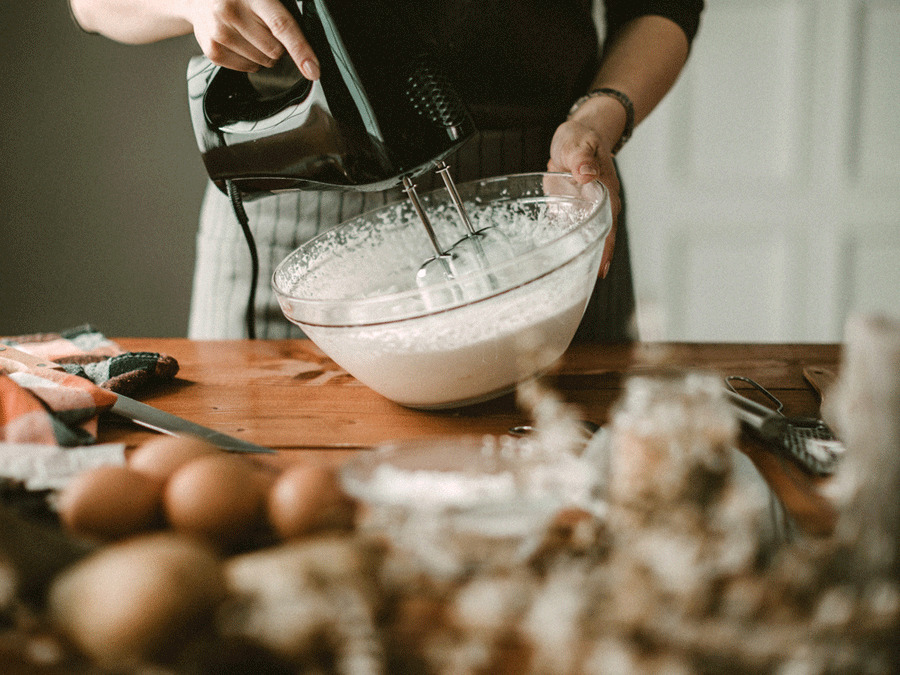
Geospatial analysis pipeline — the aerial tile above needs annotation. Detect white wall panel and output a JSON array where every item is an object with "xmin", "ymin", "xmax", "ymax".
[
  {"xmin": 619, "ymin": 0, "xmax": 899, "ymax": 343},
  {"xmin": 852, "ymin": 1, "xmax": 900, "ymax": 186},
  {"xmin": 662, "ymin": 228, "xmax": 792, "ymax": 341},
  {"xmin": 670, "ymin": 0, "xmax": 815, "ymax": 186},
  {"xmin": 839, "ymin": 227, "xmax": 900, "ymax": 319}
]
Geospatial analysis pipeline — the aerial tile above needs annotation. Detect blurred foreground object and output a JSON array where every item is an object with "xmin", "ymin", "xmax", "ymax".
[{"xmin": 823, "ymin": 313, "xmax": 900, "ymax": 579}]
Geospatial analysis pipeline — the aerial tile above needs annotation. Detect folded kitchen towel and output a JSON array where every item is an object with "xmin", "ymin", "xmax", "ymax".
[
  {"xmin": 0, "ymin": 326, "xmax": 179, "ymax": 446},
  {"xmin": 2, "ymin": 325, "xmax": 180, "ymax": 396}
]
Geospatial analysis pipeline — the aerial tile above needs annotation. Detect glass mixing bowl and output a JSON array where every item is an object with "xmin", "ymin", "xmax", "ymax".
[{"xmin": 272, "ymin": 172, "xmax": 612, "ymax": 409}]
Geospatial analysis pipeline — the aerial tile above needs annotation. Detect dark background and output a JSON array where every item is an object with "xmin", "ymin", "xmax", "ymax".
[{"xmin": 1, "ymin": 2, "xmax": 208, "ymax": 337}]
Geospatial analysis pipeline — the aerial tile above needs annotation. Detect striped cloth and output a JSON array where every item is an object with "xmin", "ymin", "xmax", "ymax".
[{"xmin": 0, "ymin": 326, "xmax": 179, "ymax": 446}]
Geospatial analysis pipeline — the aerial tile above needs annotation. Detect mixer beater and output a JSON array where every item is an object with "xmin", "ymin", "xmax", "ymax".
[
  {"xmin": 403, "ymin": 163, "xmax": 514, "ymax": 302},
  {"xmin": 435, "ymin": 161, "xmax": 515, "ymax": 265}
]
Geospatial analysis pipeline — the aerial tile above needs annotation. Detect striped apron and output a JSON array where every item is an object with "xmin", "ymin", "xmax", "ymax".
[{"xmin": 188, "ymin": 128, "xmax": 635, "ymax": 342}]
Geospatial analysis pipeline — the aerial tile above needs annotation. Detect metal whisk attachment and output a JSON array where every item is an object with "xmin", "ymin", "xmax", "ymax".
[
  {"xmin": 402, "ymin": 175, "xmax": 449, "ymax": 268},
  {"xmin": 403, "ymin": 163, "xmax": 517, "ymax": 306},
  {"xmin": 435, "ymin": 161, "xmax": 515, "ymax": 269},
  {"xmin": 402, "ymin": 175, "xmax": 466, "ymax": 307},
  {"xmin": 435, "ymin": 161, "xmax": 475, "ymax": 234}
]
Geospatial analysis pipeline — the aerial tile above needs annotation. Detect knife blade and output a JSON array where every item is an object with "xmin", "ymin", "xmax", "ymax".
[
  {"xmin": 109, "ymin": 394, "xmax": 274, "ymax": 454},
  {"xmin": 1, "ymin": 344, "xmax": 274, "ymax": 454}
]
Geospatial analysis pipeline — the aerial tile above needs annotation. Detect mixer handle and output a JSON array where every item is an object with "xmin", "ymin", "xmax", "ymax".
[{"xmin": 200, "ymin": 0, "xmax": 316, "ymax": 128}]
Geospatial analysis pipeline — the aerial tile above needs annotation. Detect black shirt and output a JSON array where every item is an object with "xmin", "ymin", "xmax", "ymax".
[{"xmin": 405, "ymin": 0, "xmax": 704, "ymax": 128}]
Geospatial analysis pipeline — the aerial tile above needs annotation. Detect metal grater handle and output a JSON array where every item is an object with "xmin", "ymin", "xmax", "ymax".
[
  {"xmin": 724, "ymin": 389, "xmax": 773, "ymax": 429},
  {"xmin": 725, "ymin": 389, "xmax": 842, "ymax": 476}
]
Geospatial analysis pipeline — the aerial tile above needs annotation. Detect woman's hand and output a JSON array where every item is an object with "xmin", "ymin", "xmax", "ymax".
[
  {"xmin": 69, "ymin": 0, "xmax": 320, "ymax": 78},
  {"xmin": 548, "ymin": 94, "xmax": 626, "ymax": 279},
  {"xmin": 186, "ymin": 0, "xmax": 319, "ymax": 77}
]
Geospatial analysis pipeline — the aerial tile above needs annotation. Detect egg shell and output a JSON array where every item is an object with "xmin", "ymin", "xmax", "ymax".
[
  {"xmin": 48, "ymin": 532, "xmax": 225, "ymax": 667},
  {"xmin": 128, "ymin": 435, "xmax": 220, "ymax": 481},
  {"xmin": 267, "ymin": 464, "xmax": 355, "ymax": 540},
  {"xmin": 57, "ymin": 465, "xmax": 164, "ymax": 541},
  {"xmin": 163, "ymin": 454, "xmax": 271, "ymax": 548}
]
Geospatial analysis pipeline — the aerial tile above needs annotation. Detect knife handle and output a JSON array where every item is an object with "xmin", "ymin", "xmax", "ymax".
[
  {"xmin": 0, "ymin": 345, "xmax": 65, "ymax": 370},
  {"xmin": 803, "ymin": 366, "xmax": 837, "ymax": 401}
]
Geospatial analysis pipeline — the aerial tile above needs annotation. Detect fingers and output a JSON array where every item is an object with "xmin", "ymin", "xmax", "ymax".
[
  {"xmin": 548, "ymin": 120, "xmax": 621, "ymax": 279},
  {"xmin": 191, "ymin": 0, "xmax": 319, "ymax": 78},
  {"xmin": 569, "ymin": 148, "xmax": 602, "ymax": 184},
  {"xmin": 549, "ymin": 149, "xmax": 600, "ymax": 183},
  {"xmin": 253, "ymin": 0, "xmax": 319, "ymax": 79},
  {"xmin": 550, "ymin": 123, "xmax": 601, "ymax": 184},
  {"xmin": 549, "ymin": 152, "xmax": 600, "ymax": 184},
  {"xmin": 599, "ymin": 222, "xmax": 617, "ymax": 279},
  {"xmin": 546, "ymin": 165, "xmax": 619, "ymax": 280},
  {"xmin": 589, "ymin": 165, "xmax": 619, "ymax": 279},
  {"xmin": 202, "ymin": 27, "xmax": 279, "ymax": 72}
]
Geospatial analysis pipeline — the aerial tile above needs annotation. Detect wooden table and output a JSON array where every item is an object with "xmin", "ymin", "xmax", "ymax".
[{"xmin": 107, "ymin": 339, "xmax": 842, "ymax": 535}]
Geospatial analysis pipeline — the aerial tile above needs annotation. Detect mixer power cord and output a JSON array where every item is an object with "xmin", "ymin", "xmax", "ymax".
[{"xmin": 225, "ymin": 179, "xmax": 259, "ymax": 340}]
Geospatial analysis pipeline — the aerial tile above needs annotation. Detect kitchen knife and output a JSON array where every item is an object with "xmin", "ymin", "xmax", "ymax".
[
  {"xmin": 0, "ymin": 344, "xmax": 274, "ymax": 454},
  {"xmin": 109, "ymin": 394, "xmax": 273, "ymax": 454}
]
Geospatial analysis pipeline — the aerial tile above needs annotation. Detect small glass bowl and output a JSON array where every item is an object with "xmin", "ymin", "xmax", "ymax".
[{"xmin": 339, "ymin": 434, "xmax": 603, "ymax": 576}]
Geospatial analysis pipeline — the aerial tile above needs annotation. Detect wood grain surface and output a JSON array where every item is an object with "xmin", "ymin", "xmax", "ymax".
[{"xmin": 107, "ymin": 339, "xmax": 843, "ymax": 534}]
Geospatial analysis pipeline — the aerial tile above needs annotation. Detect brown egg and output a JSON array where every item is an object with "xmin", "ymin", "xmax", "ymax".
[
  {"xmin": 128, "ymin": 435, "xmax": 220, "ymax": 481},
  {"xmin": 164, "ymin": 454, "xmax": 271, "ymax": 548},
  {"xmin": 57, "ymin": 465, "xmax": 164, "ymax": 541},
  {"xmin": 267, "ymin": 463, "xmax": 355, "ymax": 540},
  {"xmin": 48, "ymin": 532, "xmax": 225, "ymax": 667}
]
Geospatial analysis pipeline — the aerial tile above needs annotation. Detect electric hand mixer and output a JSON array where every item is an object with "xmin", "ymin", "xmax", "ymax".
[{"xmin": 187, "ymin": 0, "xmax": 511, "ymax": 337}]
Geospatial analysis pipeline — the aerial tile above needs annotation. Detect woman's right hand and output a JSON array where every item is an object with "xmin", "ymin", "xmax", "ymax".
[{"xmin": 186, "ymin": 0, "xmax": 320, "ymax": 78}]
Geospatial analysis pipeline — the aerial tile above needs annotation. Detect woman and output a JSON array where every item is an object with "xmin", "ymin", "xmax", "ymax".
[{"xmin": 69, "ymin": 0, "xmax": 702, "ymax": 341}]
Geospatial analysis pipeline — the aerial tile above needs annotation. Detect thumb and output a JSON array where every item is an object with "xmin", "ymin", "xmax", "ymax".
[
  {"xmin": 563, "ymin": 145, "xmax": 601, "ymax": 183},
  {"xmin": 557, "ymin": 142, "xmax": 602, "ymax": 184}
]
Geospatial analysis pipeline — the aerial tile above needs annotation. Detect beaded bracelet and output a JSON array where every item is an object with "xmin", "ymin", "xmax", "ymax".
[{"xmin": 567, "ymin": 87, "xmax": 635, "ymax": 155}]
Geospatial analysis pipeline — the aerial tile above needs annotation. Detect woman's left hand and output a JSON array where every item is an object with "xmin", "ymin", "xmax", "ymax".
[{"xmin": 548, "ymin": 95, "xmax": 627, "ymax": 279}]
